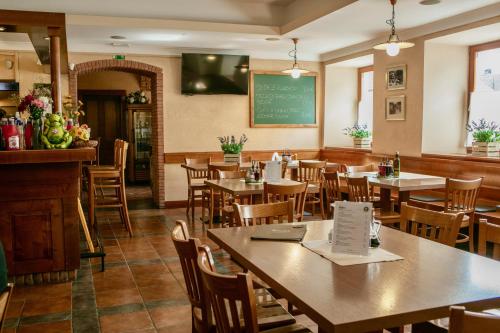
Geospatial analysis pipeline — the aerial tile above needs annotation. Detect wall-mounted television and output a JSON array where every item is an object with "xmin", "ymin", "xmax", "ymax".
[{"xmin": 181, "ymin": 53, "xmax": 249, "ymax": 95}]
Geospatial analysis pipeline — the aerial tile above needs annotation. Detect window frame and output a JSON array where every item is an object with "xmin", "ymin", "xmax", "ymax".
[
  {"xmin": 468, "ymin": 39, "xmax": 500, "ymax": 94},
  {"xmin": 357, "ymin": 65, "xmax": 374, "ymax": 102}
]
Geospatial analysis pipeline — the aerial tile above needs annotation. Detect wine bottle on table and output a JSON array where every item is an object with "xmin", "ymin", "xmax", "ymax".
[{"xmin": 394, "ymin": 151, "xmax": 400, "ymax": 178}]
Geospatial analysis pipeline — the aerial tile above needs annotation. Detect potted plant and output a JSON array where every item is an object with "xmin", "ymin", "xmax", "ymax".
[
  {"xmin": 467, "ymin": 119, "xmax": 499, "ymax": 157},
  {"xmin": 217, "ymin": 134, "xmax": 248, "ymax": 163},
  {"xmin": 343, "ymin": 124, "xmax": 372, "ymax": 148}
]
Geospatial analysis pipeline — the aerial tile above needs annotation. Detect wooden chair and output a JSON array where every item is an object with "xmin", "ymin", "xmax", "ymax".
[
  {"xmin": 324, "ymin": 163, "xmax": 347, "ymax": 173},
  {"xmin": 347, "ymin": 176, "xmax": 399, "ymax": 224},
  {"xmin": 263, "ymin": 181, "xmax": 308, "ymax": 222},
  {"xmin": 234, "ymin": 200, "xmax": 295, "ymax": 226},
  {"xmin": 185, "ymin": 157, "xmax": 211, "ymax": 223},
  {"xmin": 347, "ymin": 163, "xmax": 376, "ymax": 173},
  {"xmin": 443, "ymin": 177, "xmax": 483, "ymax": 251},
  {"xmin": 172, "ymin": 221, "xmax": 297, "ymax": 332},
  {"xmin": 218, "ymin": 170, "xmax": 247, "ymax": 180},
  {"xmin": 218, "ymin": 170, "xmax": 250, "ymax": 227},
  {"xmin": 259, "ymin": 161, "xmax": 289, "ymax": 179},
  {"xmin": 197, "ymin": 245, "xmax": 310, "ymax": 333},
  {"xmin": 478, "ymin": 218, "xmax": 500, "ymax": 260},
  {"xmin": 323, "ymin": 172, "xmax": 342, "ymax": 219},
  {"xmin": 208, "ymin": 163, "xmax": 240, "ymax": 180},
  {"xmin": 297, "ymin": 160, "xmax": 326, "ymax": 219},
  {"xmin": 399, "ymin": 203, "xmax": 464, "ymax": 247},
  {"xmin": 449, "ymin": 306, "xmax": 500, "ymax": 333},
  {"xmin": 86, "ymin": 139, "xmax": 133, "ymax": 236}
]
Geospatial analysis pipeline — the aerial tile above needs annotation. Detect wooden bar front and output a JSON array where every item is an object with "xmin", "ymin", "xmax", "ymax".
[{"xmin": 0, "ymin": 148, "xmax": 95, "ymax": 283}]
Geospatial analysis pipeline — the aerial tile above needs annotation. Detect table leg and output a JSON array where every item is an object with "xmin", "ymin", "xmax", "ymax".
[
  {"xmin": 380, "ymin": 188, "xmax": 392, "ymax": 212},
  {"xmin": 398, "ymin": 191, "xmax": 410, "ymax": 212},
  {"xmin": 209, "ymin": 189, "xmax": 214, "ymax": 229}
]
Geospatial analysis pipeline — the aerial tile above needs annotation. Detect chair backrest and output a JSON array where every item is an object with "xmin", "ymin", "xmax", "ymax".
[
  {"xmin": 449, "ymin": 306, "xmax": 500, "ymax": 333},
  {"xmin": 324, "ymin": 164, "xmax": 347, "ymax": 173},
  {"xmin": 263, "ymin": 181, "xmax": 308, "ymax": 221},
  {"xmin": 347, "ymin": 164, "xmax": 376, "ymax": 173},
  {"xmin": 171, "ymin": 221, "xmax": 206, "ymax": 312},
  {"xmin": 184, "ymin": 157, "xmax": 211, "ymax": 185},
  {"xmin": 218, "ymin": 170, "xmax": 247, "ymax": 180},
  {"xmin": 208, "ymin": 163, "xmax": 240, "ymax": 180},
  {"xmin": 259, "ymin": 161, "xmax": 288, "ymax": 178},
  {"xmin": 444, "ymin": 178, "xmax": 483, "ymax": 214},
  {"xmin": 234, "ymin": 200, "xmax": 295, "ymax": 226},
  {"xmin": 478, "ymin": 219, "xmax": 500, "ymax": 260},
  {"xmin": 399, "ymin": 203, "xmax": 464, "ymax": 246},
  {"xmin": 298, "ymin": 160, "xmax": 326, "ymax": 183},
  {"xmin": 115, "ymin": 140, "xmax": 129, "ymax": 176},
  {"xmin": 346, "ymin": 176, "xmax": 374, "ymax": 202},
  {"xmin": 323, "ymin": 172, "xmax": 342, "ymax": 204},
  {"xmin": 197, "ymin": 245, "xmax": 259, "ymax": 333}
]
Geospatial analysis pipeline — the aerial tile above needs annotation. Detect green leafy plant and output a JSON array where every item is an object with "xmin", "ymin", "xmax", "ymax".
[
  {"xmin": 343, "ymin": 123, "xmax": 371, "ymax": 139},
  {"xmin": 466, "ymin": 119, "xmax": 500, "ymax": 143},
  {"xmin": 217, "ymin": 134, "xmax": 248, "ymax": 154}
]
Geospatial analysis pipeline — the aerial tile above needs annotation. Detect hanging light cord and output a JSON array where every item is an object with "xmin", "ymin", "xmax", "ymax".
[
  {"xmin": 288, "ymin": 40, "xmax": 298, "ymax": 66},
  {"xmin": 385, "ymin": 3, "xmax": 396, "ymax": 37}
]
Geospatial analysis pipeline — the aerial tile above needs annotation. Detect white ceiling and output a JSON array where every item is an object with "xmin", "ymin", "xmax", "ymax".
[
  {"xmin": 428, "ymin": 22, "xmax": 500, "ymax": 46},
  {"xmin": 0, "ymin": 0, "xmax": 499, "ymax": 61}
]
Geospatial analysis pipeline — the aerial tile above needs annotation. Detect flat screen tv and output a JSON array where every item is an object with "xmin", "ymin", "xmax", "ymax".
[{"xmin": 181, "ymin": 53, "xmax": 249, "ymax": 95}]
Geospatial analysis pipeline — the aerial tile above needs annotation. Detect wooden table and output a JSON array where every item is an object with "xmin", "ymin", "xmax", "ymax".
[
  {"xmin": 341, "ymin": 171, "xmax": 446, "ymax": 212},
  {"xmin": 208, "ymin": 220, "xmax": 500, "ymax": 333},
  {"xmin": 204, "ymin": 178, "xmax": 303, "ymax": 227}
]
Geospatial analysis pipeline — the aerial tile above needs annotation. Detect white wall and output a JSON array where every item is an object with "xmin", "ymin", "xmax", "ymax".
[
  {"xmin": 423, "ymin": 42, "xmax": 468, "ymax": 154},
  {"xmin": 323, "ymin": 65, "xmax": 358, "ymax": 147}
]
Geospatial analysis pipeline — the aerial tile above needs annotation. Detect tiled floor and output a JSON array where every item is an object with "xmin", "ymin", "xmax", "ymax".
[{"xmin": 3, "ymin": 186, "xmax": 320, "ymax": 333}]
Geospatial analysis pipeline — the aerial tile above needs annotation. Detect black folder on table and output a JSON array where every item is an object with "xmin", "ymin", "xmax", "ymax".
[{"xmin": 251, "ymin": 224, "xmax": 307, "ymax": 242}]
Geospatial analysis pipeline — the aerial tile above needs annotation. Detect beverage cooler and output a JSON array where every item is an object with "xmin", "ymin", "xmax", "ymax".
[{"xmin": 127, "ymin": 104, "xmax": 152, "ymax": 183}]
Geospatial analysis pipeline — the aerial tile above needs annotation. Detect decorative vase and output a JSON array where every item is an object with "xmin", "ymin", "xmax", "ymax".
[
  {"xmin": 32, "ymin": 118, "xmax": 44, "ymax": 150},
  {"xmin": 224, "ymin": 153, "xmax": 241, "ymax": 163},
  {"xmin": 353, "ymin": 138, "xmax": 371, "ymax": 149},
  {"xmin": 472, "ymin": 142, "xmax": 499, "ymax": 157}
]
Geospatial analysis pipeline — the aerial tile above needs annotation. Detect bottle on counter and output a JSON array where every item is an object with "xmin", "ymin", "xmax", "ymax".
[
  {"xmin": 394, "ymin": 151, "xmax": 400, "ymax": 178},
  {"xmin": 0, "ymin": 118, "xmax": 6, "ymax": 150},
  {"xmin": 25, "ymin": 120, "xmax": 33, "ymax": 150},
  {"xmin": 3, "ymin": 118, "xmax": 20, "ymax": 151},
  {"xmin": 66, "ymin": 118, "xmax": 74, "ymax": 131}
]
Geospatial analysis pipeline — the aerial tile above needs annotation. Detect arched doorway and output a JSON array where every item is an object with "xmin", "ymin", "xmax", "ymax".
[{"xmin": 69, "ymin": 60, "xmax": 164, "ymax": 207}]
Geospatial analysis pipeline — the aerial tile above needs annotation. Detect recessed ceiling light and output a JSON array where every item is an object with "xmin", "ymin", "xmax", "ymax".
[
  {"xmin": 265, "ymin": 37, "xmax": 280, "ymax": 41},
  {"xmin": 206, "ymin": 55, "xmax": 217, "ymax": 61},
  {"xmin": 419, "ymin": 0, "xmax": 441, "ymax": 5},
  {"xmin": 0, "ymin": 27, "xmax": 6, "ymax": 32},
  {"xmin": 110, "ymin": 35, "xmax": 127, "ymax": 40},
  {"xmin": 44, "ymin": 36, "xmax": 50, "ymax": 40},
  {"xmin": 110, "ymin": 42, "xmax": 130, "ymax": 47}
]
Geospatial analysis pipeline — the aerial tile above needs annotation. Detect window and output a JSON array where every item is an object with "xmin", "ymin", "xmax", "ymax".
[
  {"xmin": 467, "ymin": 40, "xmax": 500, "ymax": 144},
  {"xmin": 357, "ymin": 66, "xmax": 374, "ymax": 131}
]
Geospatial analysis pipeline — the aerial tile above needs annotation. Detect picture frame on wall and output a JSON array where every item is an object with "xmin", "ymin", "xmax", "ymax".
[
  {"xmin": 385, "ymin": 95, "xmax": 406, "ymax": 121},
  {"xmin": 386, "ymin": 65, "xmax": 406, "ymax": 90}
]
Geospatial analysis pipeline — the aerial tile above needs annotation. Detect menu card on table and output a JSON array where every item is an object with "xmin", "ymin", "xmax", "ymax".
[
  {"xmin": 332, "ymin": 201, "xmax": 372, "ymax": 256},
  {"xmin": 265, "ymin": 161, "xmax": 282, "ymax": 181}
]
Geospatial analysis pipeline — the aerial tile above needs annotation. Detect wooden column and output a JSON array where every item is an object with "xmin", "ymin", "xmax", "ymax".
[{"xmin": 48, "ymin": 27, "xmax": 62, "ymax": 114}]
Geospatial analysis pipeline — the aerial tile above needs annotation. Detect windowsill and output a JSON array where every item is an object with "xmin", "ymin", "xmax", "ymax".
[
  {"xmin": 323, "ymin": 146, "xmax": 372, "ymax": 153},
  {"xmin": 422, "ymin": 152, "xmax": 499, "ymax": 163}
]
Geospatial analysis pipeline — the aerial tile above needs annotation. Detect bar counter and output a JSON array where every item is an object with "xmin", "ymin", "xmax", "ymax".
[{"xmin": 0, "ymin": 148, "xmax": 95, "ymax": 284}]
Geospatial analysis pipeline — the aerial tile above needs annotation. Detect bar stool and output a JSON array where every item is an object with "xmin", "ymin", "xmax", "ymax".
[{"xmin": 86, "ymin": 139, "xmax": 133, "ymax": 237}]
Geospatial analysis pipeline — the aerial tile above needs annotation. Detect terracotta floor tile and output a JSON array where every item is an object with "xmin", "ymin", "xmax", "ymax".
[
  {"xmin": 139, "ymin": 281, "xmax": 188, "ymax": 302},
  {"xmin": 123, "ymin": 250, "xmax": 160, "ymax": 261},
  {"xmin": 156, "ymin": 322, "xmax": 191, "ymax": 333},
  {"xmin": 17, "ymin": 320, "xmax": 71, "ymax": 333},
  {"xmin": 12, "ymin": 283, "xmax": 71, "ymax": 302},
  {"xmin": 99, "ymin": 310, "xmax": 154, "ymax": 333},
  {"xmin": 22, "ymin": 295, "xmax": 71, "ymax": 317},
  {"xmin": 130, "ymin": 263, "xmax": 169, "ymax": 276},
  {"xmin": 95, "ymin": 287, "xmax": 143, "ymax": 308},
  {"xmin": 133, "ymin": 273, "xmax": 177, "ymax": 288},
  {"xmin": 148, "ymin": 304, "xmax": 192, "ymax": 329}
]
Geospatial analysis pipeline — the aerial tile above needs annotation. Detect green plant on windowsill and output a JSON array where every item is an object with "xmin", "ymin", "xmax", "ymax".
[
  {"xmin": 217, "ymin": 134, "xmax": 248, "ymax": 154},
  {"xmin": 466, "ymin": 118, "xmax": 500, "ymax": 143},
  {"xmin": 343, "ymin": 123, "xmax": 371, "ymax": 139}
]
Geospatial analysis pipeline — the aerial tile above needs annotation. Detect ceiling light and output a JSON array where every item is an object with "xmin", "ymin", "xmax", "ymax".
[
  {"xmin": 110, "ymin": 42, "xmax": 129, "ymax": 47},
  {"xmin": 110, "ymin": 35, "xmax": 127, "ymax": 40},
  {"xmin": 206, "ymin": 55, "xmax": 217, "ymax": 62},
  {"xmin": 0, "ymin": 27, "xmax": 6, "ymax": 32},
  {"xmin": 282, "ymin": 38, "xmax": 309, "ymax": 79},
  {"xmin": 44, "ymin": 36, "xmax": 50, "ymax": 41},
  {"xmin": 373, "ymin": 0, "xmax": 414, "ymax": 57},
  {"xmin": 265, "ymin": 37, "xmax": 280, "ymax": 42},
  {"xmin": 419, "ymin": 0, "xmax": 441, "ymax": 5}
]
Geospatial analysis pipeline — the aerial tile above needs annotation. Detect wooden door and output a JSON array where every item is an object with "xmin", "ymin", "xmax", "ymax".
[{"xmin": 80, "ymin": 92, "xmax": 125, "ymax": 166}]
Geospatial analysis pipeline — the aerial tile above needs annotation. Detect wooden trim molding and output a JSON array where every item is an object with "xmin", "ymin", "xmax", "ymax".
[
  {"xmin": 164, "ymin": 149, "xmax": 321, "ymax": 164},
  {"xmin": 468, "ymin": 39, "xmax": 500, "ymax": 93}
]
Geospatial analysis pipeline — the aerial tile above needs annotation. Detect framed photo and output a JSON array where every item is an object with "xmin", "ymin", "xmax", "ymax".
[
  {"xmin": 385, "ymin": 95, "xmax": 406, "ymax": 121},
  {"xmin": 386, "ymin": 65, "xmax": 406, "ymax": 90}
]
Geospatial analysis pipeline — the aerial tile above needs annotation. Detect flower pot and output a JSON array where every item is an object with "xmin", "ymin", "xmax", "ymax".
[
  {"xmin": 224, "ymin": 153, "xmax": 241, "ymax": 163},
  {"xmin": 353, "ymin": 138, "xmax": 371, "ymax": 149},
  {"xmin": 472, "ymin": 142, "xmax": 499, "ymax": 157}
]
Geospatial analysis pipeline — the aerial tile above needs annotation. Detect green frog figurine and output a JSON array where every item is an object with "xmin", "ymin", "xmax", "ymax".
[{"xmin": 41, "ymin": 113, "xmax": 72, "ymax": 149}]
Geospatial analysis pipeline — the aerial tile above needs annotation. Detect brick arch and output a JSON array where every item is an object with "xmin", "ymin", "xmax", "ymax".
[{"xmin": 69, "ymin": 59, "xmax": 165, "ymax": 207}]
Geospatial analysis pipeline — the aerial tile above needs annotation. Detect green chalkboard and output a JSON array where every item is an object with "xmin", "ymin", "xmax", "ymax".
[{"xmin": 250, "ymin": 72, "xmax": 317, "ymax": 127}]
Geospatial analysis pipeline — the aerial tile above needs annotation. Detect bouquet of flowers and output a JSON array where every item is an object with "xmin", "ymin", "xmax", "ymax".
[
  {"xmin": 63, "ymin": 95, "xmax": 85, "ymax": 125},
  {"xmin": 343, "ymin": 123, "xmax": 371, "ymax": 138},
  {"xmin": 217, "ymin": 134, "xmax": 248, "ymax": 154},
  {"xmin": 127, "ymin": 90, "xmax": 149, "ymax": 104},
  {"xmin": 466, "ymin": 118, "xmax": 500, "ymax": 143},
  {"xmin": 18, "ymin": 88, "xmax": 52, "ymax": 120}
]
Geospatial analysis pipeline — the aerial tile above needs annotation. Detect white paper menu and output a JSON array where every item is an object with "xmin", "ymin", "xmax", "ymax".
[
  {"xmin": 265, "ymin": 161, "xmax": 282, "ymax": 181},
  {"xmin": 332, "ymin": 201, "xmax": 372, "ymax": 256}
]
